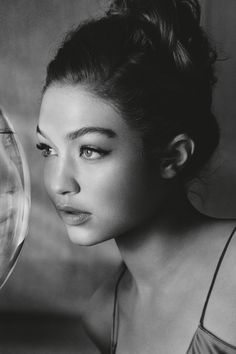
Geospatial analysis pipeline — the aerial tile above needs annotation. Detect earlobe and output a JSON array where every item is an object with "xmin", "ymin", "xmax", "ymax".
[
  {"xmin": 161, "ymin": 164, "xmax": 177, "ymax": 179},
  {"xmin": 161, "ymin": 134, "xmax": 195, "ymax": 179}
]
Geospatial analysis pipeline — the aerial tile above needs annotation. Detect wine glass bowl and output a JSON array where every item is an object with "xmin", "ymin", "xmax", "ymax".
[{"xmin": 0, "ymin": 108, "xmax": 30, "ymax": 288}]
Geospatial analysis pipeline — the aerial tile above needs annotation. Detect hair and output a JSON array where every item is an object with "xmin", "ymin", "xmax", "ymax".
[{"xmin": 44, "ymin": 0, "xmax": 219, "ymax": 181}]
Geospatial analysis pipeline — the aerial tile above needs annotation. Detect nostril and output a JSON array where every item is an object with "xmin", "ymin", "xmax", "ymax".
[{"xmin": 60, "ymin": 187, "xmax": 80, "ymax": 196}]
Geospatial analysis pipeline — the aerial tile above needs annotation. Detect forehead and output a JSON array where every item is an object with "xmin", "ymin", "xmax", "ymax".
[{"xmin": 39, "ymin": 85, "xmax": 128, "ymax": 137}]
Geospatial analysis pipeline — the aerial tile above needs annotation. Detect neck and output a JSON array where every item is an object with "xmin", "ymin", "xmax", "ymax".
[{"xmin": 115, "ymin": 185, "xmax": 211, "ymax": 291}]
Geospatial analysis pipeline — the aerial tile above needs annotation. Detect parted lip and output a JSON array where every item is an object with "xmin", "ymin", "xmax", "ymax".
[
  {"xmin": 55, "ymin": 204, "xmax": 91, "ymax": 215},
  {"xmin": 55, "ymin": 204, "xmax": 91, "ymax": 226}
]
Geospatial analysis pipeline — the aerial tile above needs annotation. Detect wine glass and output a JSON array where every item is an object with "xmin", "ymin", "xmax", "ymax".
[{"xmin": 0, "ymin": 107, "xmax": 30, "ymax": 288}]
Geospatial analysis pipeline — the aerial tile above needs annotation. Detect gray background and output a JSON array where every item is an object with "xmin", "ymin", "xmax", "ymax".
[{"xmin": 0, "ymin": 0, "xmax": 236, "ymax": 353}]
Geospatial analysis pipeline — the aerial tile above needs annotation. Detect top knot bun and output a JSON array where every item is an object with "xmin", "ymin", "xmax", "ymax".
[
  {"xmin": 107, "ymin": 0, "xmax": 200, "ymax": 27},
  {"xmin": 107, "ymin": 0, "xmax": 200, "ymax": 42},
  {"xmin": 107, "ymin": 0, "xmax": 216, "ymax": 77}
]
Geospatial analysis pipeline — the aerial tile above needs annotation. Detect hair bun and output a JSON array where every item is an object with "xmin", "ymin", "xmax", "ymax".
[
  {"xmin": 107, "ymin": 0, "xmax": 200, "ymax": 37},
  {"xmin": 107, "ymin": 0, "xmax": 208, "ymax": 70}
]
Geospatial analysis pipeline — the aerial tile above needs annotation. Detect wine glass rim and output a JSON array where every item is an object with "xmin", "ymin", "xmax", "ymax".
[{"xmin": 0, "ymin": 107, "xmax": 16, "ymax": 134}]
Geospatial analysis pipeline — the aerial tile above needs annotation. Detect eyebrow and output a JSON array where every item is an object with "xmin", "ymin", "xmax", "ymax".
[{"xmin": 36, "ymin": 125, "xmax": 117, "ymax": 140}]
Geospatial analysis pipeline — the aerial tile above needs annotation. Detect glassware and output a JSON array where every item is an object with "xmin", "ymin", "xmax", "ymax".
[{"xmin": 0, "ymin": 108, "xmax": 30, "ymax": 288}]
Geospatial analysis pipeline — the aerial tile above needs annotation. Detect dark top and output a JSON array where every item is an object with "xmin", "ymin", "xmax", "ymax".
[{"xmin": 110, "ymin": 227, "xmax": 236, "ymax": 354}]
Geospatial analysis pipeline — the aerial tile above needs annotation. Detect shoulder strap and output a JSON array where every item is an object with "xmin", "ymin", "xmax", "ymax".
[
  {"xmin": 110, "ymin": 263, "xmax": 127, "ymax": 354},
  {"xmin": 200, "ymin": 226, "xmax": 236, "ymax": 326}
]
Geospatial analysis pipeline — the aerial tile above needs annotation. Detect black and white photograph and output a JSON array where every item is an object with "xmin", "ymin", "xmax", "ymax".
[{"xmin": 0, "ymin": 0, "xmax": 236, "ymax": 353}]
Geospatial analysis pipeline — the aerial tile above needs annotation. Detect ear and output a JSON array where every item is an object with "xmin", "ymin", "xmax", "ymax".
[{"xmin": 160, "ymin": 134, "xmax": 195, "ymax": 179}]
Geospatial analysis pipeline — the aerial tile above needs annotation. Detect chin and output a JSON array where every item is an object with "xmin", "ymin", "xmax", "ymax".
[{"xmin": 65, "ymin": 225, "xmax": 112, "ymax": 246}]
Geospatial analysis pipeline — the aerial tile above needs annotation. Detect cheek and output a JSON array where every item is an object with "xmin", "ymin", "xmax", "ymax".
[
  {"xmin": 43, "ymin": 161, "xmax": 55, "ymax": 200},
  {"xmin": 85, "ymin": 158, "xmax": 156, "ymax": 222}
]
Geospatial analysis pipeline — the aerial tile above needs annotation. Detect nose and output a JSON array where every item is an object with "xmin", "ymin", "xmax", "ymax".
[{"xmin": 49, "ymin": 156, "xmax": 81, "ymax": 196}]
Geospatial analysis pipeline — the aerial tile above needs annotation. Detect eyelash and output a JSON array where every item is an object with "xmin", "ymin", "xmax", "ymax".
[
  {"xmin": 36, "ymin": 143, "xmax": 110, "ymax": 160},
  {"xmin": 79, "ymin": 146, "xmax": 110, "ymax": 159},
  {"xmin": 36, "ymin": 143, "xmax": 53, "ymax": 158}
]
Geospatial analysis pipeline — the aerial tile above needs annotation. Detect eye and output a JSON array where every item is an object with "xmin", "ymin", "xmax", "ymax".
[
  {"xmin": 36, "ymin": 143, "xmax": 56, "ymax": 158},
  {"xmin": 80, "ymin": 146, "xmax": 109, "ymax": 160}
]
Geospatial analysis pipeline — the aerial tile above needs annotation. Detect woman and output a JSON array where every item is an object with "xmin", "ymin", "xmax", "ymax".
[{"xmin": 36, "ymin": 0, "xmax": 236, "ymax": 353}]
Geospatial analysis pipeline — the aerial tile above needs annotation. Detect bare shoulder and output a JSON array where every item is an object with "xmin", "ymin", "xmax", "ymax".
[
  {"xmin": 204, "ymin": 218, "xmax": 236, "ymax": 240},
  {"xmin": 216, "ymin": 219, "xmax": 236, "ymax": 286},
  {"xmin": 203, "ymin": 218, "xmax": 236, "ymax": 344},
  {"xmin": 81, "ymin": 262, "xmax": 125, "ymax": 354},
  {"xmin": 205, "ymin": 218, "xmax": 236, "ymax": 283}
]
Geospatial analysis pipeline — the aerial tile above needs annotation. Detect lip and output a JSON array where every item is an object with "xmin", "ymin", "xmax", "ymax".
[{"xmin": 56, "ymin": 205, "xmax": 91, "ymax": 226}]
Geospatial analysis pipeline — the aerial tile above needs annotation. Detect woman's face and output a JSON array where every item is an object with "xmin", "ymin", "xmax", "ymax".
[{"xmin": 37, "ymin": 84, "xmax": 163, "ymax": 245}]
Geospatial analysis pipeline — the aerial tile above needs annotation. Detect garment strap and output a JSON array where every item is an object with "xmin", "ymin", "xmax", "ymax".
[
  {"xmin": 200, "ymin": 226, "xmax": 236, "ymax": 326},
  {"xmin": 110, "ymin": 263, "xmax": 127, "ymax": 354}
]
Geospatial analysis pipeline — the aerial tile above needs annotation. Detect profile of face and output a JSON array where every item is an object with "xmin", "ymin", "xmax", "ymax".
[{"xmin": 37, "ymin": 85, "xmax": 169, "ymax": 246}]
